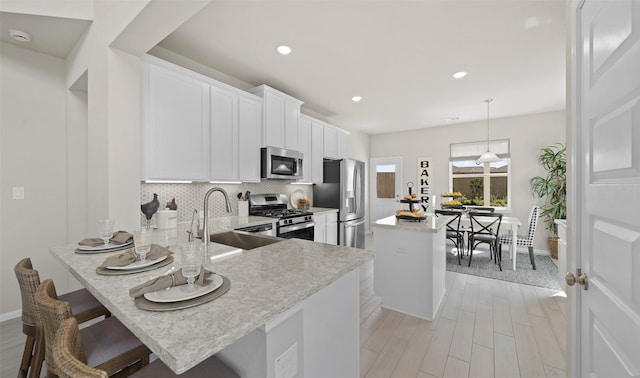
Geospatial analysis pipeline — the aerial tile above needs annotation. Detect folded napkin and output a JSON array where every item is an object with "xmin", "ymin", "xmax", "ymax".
[
  {"xmin": 79, "ymin": 231, "xmax": 134, "ymax": 247},
  {"xmin": 99, "ymin": 244, "xmax": 170, "ymax": 268},
  {"xmin": 129, "ymin": 268, "xmax": 212, "ymax": 298}
]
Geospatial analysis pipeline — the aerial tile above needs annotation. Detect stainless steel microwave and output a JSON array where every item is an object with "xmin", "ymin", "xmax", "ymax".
[{"xmin": 261, "ymin": 147, "xmax": 303, "ymax": 180}]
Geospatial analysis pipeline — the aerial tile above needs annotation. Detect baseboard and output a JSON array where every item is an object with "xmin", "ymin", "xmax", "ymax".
[{"xmin": 0, "ymin": 309, "xmax": 21, "ymax": 323}]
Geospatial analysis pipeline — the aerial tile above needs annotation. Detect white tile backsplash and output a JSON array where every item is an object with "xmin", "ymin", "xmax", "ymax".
[{"xmin": 140, "ymin": 181, "xmax": 313, "ymax": 226}]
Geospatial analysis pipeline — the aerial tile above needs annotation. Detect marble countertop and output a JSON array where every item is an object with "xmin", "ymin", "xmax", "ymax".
[
  {"xmin": 374, "ymin": 215, "xmax": 448, "ymax": 232},
  {"xmin": 51, "ymin": 234, "xmax": 371, "ymax": 374},
  {"xmin": 308, "ymin": 207, "xmax": 338, "ymax": 215}
]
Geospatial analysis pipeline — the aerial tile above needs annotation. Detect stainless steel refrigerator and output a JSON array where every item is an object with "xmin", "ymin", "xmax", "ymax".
[{"xmin": 313, "ymin": 159, "xmax": 366, "ymax": 249}]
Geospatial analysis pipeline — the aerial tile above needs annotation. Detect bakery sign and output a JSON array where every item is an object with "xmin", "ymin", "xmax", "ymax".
[{"xmin": 417, "ymin": 156, "xmax": 433, "ymax": 211}]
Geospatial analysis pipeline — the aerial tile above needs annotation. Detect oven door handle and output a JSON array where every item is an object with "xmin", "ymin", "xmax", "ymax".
[{"xmin": 279, "ymin": 222, "xmax": 315, "ymax": 234}]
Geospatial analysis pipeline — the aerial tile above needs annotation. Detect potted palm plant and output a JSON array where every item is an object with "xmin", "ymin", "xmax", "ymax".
[{"xmin": 529, "ymin": 143, "xmax": 566, "ymax": 259}]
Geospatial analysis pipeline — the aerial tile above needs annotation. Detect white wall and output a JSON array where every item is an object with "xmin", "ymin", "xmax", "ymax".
[
  {"xmin": 370, "ymin": 110, "xmax": 566, "ymax": 251},
  {"xmin": 0, "ymin": 42, "xmax": 71, "ymax": 316}
]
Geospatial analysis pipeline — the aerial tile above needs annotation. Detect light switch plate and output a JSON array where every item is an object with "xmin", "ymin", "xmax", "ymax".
[{"xmin": 12, "ymin": 187, "xmax": 24, "ymax": 200}]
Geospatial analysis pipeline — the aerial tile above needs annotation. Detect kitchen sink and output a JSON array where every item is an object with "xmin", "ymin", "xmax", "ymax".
[{"xmin": 210, "ymin": 231, "xmax": 283, "ymax": 250}]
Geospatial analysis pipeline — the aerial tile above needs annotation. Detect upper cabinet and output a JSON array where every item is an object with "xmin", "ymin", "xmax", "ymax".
[
  {"xmin": 337, "ymin": 129, "xmax": 349, "ymax": 160},
  {"xmin": 249, "ymin": 85, "xmax": 303, "ymax": 151},
  {"xmin": 141, "ymin": 56, "xmax": 262, "ymax": 182},
  {"xmin": 141, "ymin": 62, "xmax": 210, "ymax": 181},
  {"xmin": 298, "ymin": 115, "xmax": 313, "ymax": 183},
  {"xmin": 311, "ymin": 121, "xmax": 324, "ymax": 184},
  {"xmin": 323, "ymin": 125, "xmax": 349, "ymax": 160}
]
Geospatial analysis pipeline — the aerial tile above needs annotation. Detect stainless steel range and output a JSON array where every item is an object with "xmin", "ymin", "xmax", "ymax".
[{"xmin": 249, "ymin": 194, "xmax": 314, "ymax": 240}]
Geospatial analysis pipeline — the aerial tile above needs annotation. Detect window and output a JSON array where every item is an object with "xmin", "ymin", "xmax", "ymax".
[{"xmin": 449, "ymin": 140, "xmax": 510, "ymax": 208}]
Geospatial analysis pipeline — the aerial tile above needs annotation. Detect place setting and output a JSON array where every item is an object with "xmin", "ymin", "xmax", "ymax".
[
  {"xmin": 76, "ymin": 219, "xmax": 134, "ymax": 253},
  {"xmin": 96, "ymin": 228, "xmax": 174, "ymax": 275},
  {"xmin": 129, "ymin": 242, "xmax": 230, "ymax": 311}
]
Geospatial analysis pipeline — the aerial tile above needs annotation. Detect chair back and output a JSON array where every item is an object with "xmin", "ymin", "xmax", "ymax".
[
  {"xmin": 441, "ymin": 204, "xmax": 465, "ymax": 210},
  {"xmin": 524, "ymin": 206, "xmax": 541, "ymax": 242},
  {"xmin": 53, "ymin": 318, "xmax": 107, "ymax": 378},
  {"xmin": 470, "ymin": 207, "xmax": 495, "ymax": 213},
  {"xmin": 435, "ymin": 210, "xmax": 463, "ymax": 232},
  {"xmin": 35, "ymin": 279, "xmax": 74, "ymax": 376},
  {"xmin": 14, "ymin": 258, "xmax": 42, "ymax": 327},
  {"xmin": 469, "ymin": 211, "xmax": 503, "ymax": 238}
]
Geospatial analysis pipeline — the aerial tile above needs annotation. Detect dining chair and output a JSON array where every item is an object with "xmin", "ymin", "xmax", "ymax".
[
  {"xmin": 53, "ymin": 317, "xmax": 240, "ymax": 378},
  {"xmin": 499, "ymin": 205, "xmax": 540, "ymax": 270},
  {"xmin": 470, "ymin": 206, "xmax": 495, "ymax": 213},
  {"xmin": 35, "ymin": 279, "xmax": 151, "ymax": 377},
  {"xmin": 441, "ymin": 204, "xmax": 465, "ymax": 210},
  {"xmin": 467, "ymin": 211, "xmax": 503, "ymax": 271},
  {"xmin": 14, "ymin": 257, "xmax": 111, "ymax": 378},
  {"xmin": 435, "ymin": 209, "xmax": 465, "ymax": 264}
]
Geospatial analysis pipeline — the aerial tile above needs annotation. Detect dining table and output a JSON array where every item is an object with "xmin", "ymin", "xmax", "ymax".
[
  {"xmin": 50, "ymin": 235, "xmax": 371, "ymax": 375},
  {"xmin": 460, "ymin": 213, "xmax": 522, "ymax": 270}
]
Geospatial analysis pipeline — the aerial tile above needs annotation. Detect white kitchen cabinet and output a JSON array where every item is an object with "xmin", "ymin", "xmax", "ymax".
[
  {"xmin": 142, "ymin": 56, "xmax": 262, "ymax": 183},
  {"xmin": 210, "ymin": 86, "xmax": 238, "ymax": 181},
  {"xmin": 298, "ymin": 115, "xmax": 313, "ymax": 183},
  {"xmin": 314, "ymin": 213, "xmax": 327, "ymax": 243},
  {"xmin": 238, "ymin": 95, "xmax": 262, "ymax": 182},
  {"xmin": 311, "ymin": 121, "xmax": 324, "ymax": 184},
  {"xmin": 323, "ymin": 126, "xmax": 339, "ymax": 159},
  {"xmin": 314, "ymin": 211, "xmax": 338, "ymax": 245},
  {"xmin": 249, "ymin": 85, "xmax": 303, "ymax": 150},
  {"xmin": 326, "ymin": 211, "xmax": 338, "ymax": 245},
  {"xmin": 141, "ymin": 62, "xmax": 210, "ymax": 181},
  {"xmin": 337, "ymin": 129, "xmax": 349, "ymax": 159}
]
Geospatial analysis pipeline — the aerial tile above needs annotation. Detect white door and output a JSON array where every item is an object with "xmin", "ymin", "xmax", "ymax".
[
  {"xmin": 571, "ymin": 1, "xmax": 640, "ymax": 376},
  {"xmin": 369, "ymin": 157, "xmax": 402, "ymax": 229}
]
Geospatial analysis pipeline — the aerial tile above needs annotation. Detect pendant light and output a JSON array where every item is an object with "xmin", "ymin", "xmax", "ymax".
[{"xmin": 476, "ymin": 98, "xmax": 501, "ymax": 164}]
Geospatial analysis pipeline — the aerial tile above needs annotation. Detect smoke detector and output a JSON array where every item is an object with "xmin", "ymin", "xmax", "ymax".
[{"xmin": 9, "ymin": 29, "xmax": 32, "ymax": 43}]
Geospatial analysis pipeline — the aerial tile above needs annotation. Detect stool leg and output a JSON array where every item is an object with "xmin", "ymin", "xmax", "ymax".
[
  {"xmin": 529, "ymin": 246, "xmax": 536, "ymax": 270},
  {"xmin": 28, "ymin": 328, "xmax": 44, "ymax": 378},
  {"xmin": 18, "ymin": 333, "xmax": 35, "ymax": 378}
]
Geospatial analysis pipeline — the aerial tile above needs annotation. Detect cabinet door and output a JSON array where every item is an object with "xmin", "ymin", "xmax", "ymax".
[
  {"xmin": 145, "ymin": 63, "xmax": 210, "ymax": 180},
  {"xmin": 314, "ymin": 213, "xmax": 326, "ymax": 243},
  {"xmin": 263, "ymin": 93, "xmax": 284, "ymax": 148},
  {"xmin": 284, "ymin": 99, "xmax": 300, "ymax": 151},
  {"xmin": 311, "ymin": 122, "xmax": 324, "ymax": 184},
  {"xmin": 323, "ymin": 126, "xmax": 338, "ymax": 159},
  {"xmin": 337, "ymin": 130, "xmax": 349, "ymax": 159},
  {"xmin": 238, "ymin": 95, "xmax": 262, "ymax": 182},
  {"xmin": 210, "ymin": 86, "xmax": 238, "ymax": 181},
  {"xmin": 325, "ymin": 212, "xmax": 338, "ymax": 245},
  {"xmin": 298, "ymin": 116, "xmax": 312, "ymax": 183}
]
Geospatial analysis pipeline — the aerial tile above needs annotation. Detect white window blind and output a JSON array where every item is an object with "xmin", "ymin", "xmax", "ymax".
[{"xmin": 449, "ymin": 139, "xmax": 510, "ymax": 161}]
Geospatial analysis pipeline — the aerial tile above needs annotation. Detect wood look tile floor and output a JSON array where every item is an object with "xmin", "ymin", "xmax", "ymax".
[
  {"xmin": 1, "ymin": 235, "xmax": 567, "ymax": 378},
  {"xmin": 360, "ymin": 234, "xmax": 568, "ymax": 378}
]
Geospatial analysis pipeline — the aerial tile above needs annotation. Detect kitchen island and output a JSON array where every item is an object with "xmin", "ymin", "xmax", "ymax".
[
  {"xmin": 51, "ymin": 232, "xmax": 371, "ymax": 376},
  {"xmin": 373, "ymin": 215, "xmax": 448, "ymax": 320}
]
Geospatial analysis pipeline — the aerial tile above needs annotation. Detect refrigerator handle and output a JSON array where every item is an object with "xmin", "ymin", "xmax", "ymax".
[{"xmin": 353, "ymin": 163, "xmax": 358, "ymax": 215}]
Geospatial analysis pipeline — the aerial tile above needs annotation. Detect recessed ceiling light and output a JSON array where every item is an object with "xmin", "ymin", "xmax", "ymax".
[
  {"xmin": 9, "ymin": 29, "xmax": 31, "ymax": 43},
  {"xmin": 277, "ymin": 45, "xmax": 292, "ymax": 55},
  {"xmin": 452, "ymin": 71, "xmax": 468, "ymax": 79},
  {"xmin": 352, "ymin": 96, "xmax": 362, "ymax": 102}
]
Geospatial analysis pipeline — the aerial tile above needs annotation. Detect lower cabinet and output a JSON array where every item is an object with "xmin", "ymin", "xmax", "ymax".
[{"xmin": 314, "ymin": 212, "xmax": 338, "ymax": 245}]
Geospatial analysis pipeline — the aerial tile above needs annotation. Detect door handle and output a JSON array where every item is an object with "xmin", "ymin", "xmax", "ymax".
[{"xmin": 565, "ymin": 269, "xmax": 588, "ymax": 290}]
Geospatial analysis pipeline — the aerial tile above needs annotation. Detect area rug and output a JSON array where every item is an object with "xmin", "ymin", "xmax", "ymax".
[{"xmin": 445, "ymin": 249, "xmax": 562, "ymax": 290}]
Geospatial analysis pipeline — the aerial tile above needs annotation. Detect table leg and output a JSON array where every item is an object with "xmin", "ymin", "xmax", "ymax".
[{"xmin": 511, "ymin": 224, "xmax": 518, "ymax": 270}]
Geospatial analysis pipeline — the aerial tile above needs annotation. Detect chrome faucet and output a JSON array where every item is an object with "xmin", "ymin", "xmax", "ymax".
[{"xmin": 202, "ymin": 187, "xmax": 232, "ymax": 251}]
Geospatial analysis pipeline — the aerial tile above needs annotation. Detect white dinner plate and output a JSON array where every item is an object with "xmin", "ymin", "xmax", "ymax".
[
  {"xmin": 77, "ymin": 240, "xmax": 133, "ymax": 251},
  {"xmin": 290, "ymin": 188, "xmax": 306, "ymax": 208},
  {"xmin": 144, "ymin": 274, "xmax": 224, "ymax": 303},
  {"xmin": 106, "ymin": 255, "xmax": 167, "ymax": 270}
]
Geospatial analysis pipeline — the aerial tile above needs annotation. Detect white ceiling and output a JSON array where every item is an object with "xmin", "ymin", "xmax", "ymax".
[
  {"xmin": 0, "ymin": 11, "xmax": 90, "ymax": 59},
  {"xmin": 1, "ymin": 1, "xmax": 566, "ymax": 136}
]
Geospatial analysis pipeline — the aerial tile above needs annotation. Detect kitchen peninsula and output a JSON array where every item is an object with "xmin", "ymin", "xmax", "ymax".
[
  {"xmin": 373, "ymin": 215, "xmax": 448, "ymax": 321},
  {"xmin": 50, "ymin": 231, "xmax": 371, "ymax": 376}
]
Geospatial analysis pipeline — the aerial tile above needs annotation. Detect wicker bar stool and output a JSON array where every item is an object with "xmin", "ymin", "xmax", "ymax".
[
  {"xmin": 54, "ymin": 317, "xmax": 240, "ymax": 378},
  {"xmin": 14, "ymin": 258, "xmax": 111, "ymax": 378},
  {"xmin": 35, "ymin": 279, "xmax": 150, "ymax": 377}
]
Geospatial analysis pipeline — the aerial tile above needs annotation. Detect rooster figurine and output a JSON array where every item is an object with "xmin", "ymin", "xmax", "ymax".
[
  {"xmin": 141, "ymin": 193, "xmax": 160, "ymax": 228},
  {"xmin": 166, "ymin": 197, "xmax": 177, "ymax": 211}
]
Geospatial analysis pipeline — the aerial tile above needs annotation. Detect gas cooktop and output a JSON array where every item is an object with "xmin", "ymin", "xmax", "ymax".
[{"xmin": 248, "ymin": 193, "xmax": 312, "ymax": 219}]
